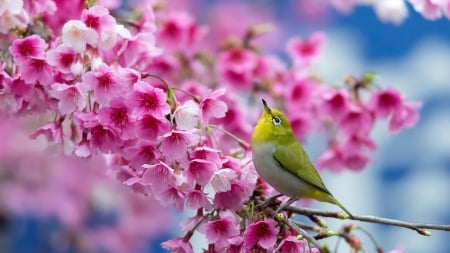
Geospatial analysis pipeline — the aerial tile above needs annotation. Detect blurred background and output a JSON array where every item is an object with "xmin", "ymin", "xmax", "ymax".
[{"xmin": 1, "ymin": 0, "xmax": 449, "ymax": 252}]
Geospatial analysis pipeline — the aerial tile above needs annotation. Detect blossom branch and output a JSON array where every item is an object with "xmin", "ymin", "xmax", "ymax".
[
  {"xmin": 284, "ymin": 206, "xmax": 450, "ymax": 236},
  {"xmin": 263, "ymin": 207, "xmax": 322, "ymax": 251}
]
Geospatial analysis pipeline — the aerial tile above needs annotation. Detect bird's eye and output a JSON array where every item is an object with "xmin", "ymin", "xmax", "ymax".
[{"xmin": 272, "ymin": 116, "xmax": 282, "ymax": 126}]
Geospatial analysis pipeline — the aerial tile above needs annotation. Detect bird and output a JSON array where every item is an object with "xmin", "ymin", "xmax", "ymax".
[{"xmin": 251, "ymin": 99, "xmax": 352, "ymax": 217}]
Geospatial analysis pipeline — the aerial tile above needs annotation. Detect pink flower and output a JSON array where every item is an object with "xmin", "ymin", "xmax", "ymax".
[
  {"xmin": 81, "ymin": 5, "xmax": 121, "ymax": 50},
  {"xmin": 288, "ymin": 112, "xmax": 313, "ymax": 141},
  {"xmin": 211, "ymin": 97, "xmax": 251, "ymax": 136},
  {"xmin": 180, "ymin": 213, "xmax": 204, "ymax": 232},
  {"xmin": 318, "ymin": 141, "xmax": 371, "ymax": 172},
  {"xmin": 18, "ymin": 58, "xmax": 53, "ymax": 85},
  {"xmin": 142, "ymin": 162, "xmax": 176, "ymax": 193},
  {"xmin": 200, "ymin": 89, "xmax": 228, "ymax": 123},
  {"xmin": 389, "ymin": 102, "xmax": 421, "ymax": 133},
  {"xmin": 49, "ymin": 82, "xmax": 86, "ymax": 114},
  {"xmin": 161, "ymin": 237, "xmax": 193, "ymax": 253},
  {"xmin": 97, "ymin": 98, "xmax": 135, "ymax": 139},
  {"xmin": 46, "ymin": 45, "xmax": 77, "ymax": 74},
  {"xmin": 127, "ymin": 81, "xmax": 170, "ymax": 119},
  {"xmin": 217, "ymin": 48, "xmax": 258, "ymax": 90},
  {"xmin": 213, "ymin": 182, "xmax": 248, "ymax": 211},
  {"xmin": 144, "ymin": 54, "xmax": 180, "ymax": 78},
  {"xmin": 173, "ymin": 100, "xmax": 200, "ymax": 130},
  {"xmin": 346, "ymin": 134, "xmax": 377, "ymax": 151},
  {"xmin": 115, "ymin": 32, "xmax": 162, "ymax": 69},
  {"xmin": 89, "ymin": 124, "xmax": 120, "ymax": 153},
  {"xmin": 74, "ymin": 139, "xmax": 91, "ymax": 158},
  {"xmin": 191, "ymin": 146, "xmax": 222, "ymax": 167},
  {"xmin": 209, "ymin": 169, "xmax": 238, "ymax": 193},
  {"xmin": 81, "ymin": 5, "xmax": 115, "ymax": 33},
  {"xmin": 285, "ymin": 78, "xmax": 316, "ymax": 109},
  {"xmin": 62, "ymin": 20, "xmax": 98, "ymax": 53},
  {"xmin": 74, "ymin": 111, "xmax": 98, "ymax": 129},
  {"xmin": 321, "ymin": 89, "xmax": 351, "ymax": 121},
  {"xmin": 119, "ymin": 67, "xmax": 140, "ymax": 88},
  {"xmin": 185, "ymin": 190, "xmax": 212, "ymax": 209},
  {"xmin": 159, "ymin": 187, "xmax": 185, "ymax": 211},
  {"xmin": 205, "ymin": 216, "xmax": 239, "ymax": 249},
  {"xmin": 225, "ymin": 235, "xmax": 244, "ymax": 253},
  {"xmin": 243, "ymin": 218, "xmax": 279, "ymax": 250},
  {"xmin": 370, "ymin": 88, "xmax": 402, "ymax": 118},
  {"xmin": 160, "ymin": 130, "xmax": 198, "ymax": 161},
  {"xmin": 286, "ymin": 31, "xmax": 325, "ymax": 66},
  {"xmin": 10, "ymin": 35, "xmax": 47, "ymax": 61},
  {"xmin": 40, "ymin": 0, "xmax": 84, "ymax": 33},
  {"xmin": 121, "ymin": 141, "xmax": 159, "ymax": 168},
  {"xmin": 81, "ymin": 64, "xmax": 126, "ymax": 105},
  {"xmin": 186, "ymin": 159, "xmax": 217, "ymax": 186},
  {"xmin": 157, "ymin": 11, "xmax": 207, "ymax": 52},
  {"xmin": 275, "ymin": 236, "xmax": 317, "ymax": 253},
  {"xmin": 339, "ymin": 105, "xmax": 374, "ymax": 135},
  {"xmin": 30, "ymin": 121, "xmax": 63, "ymax": 144},
  {"xmin": 370, "ymin": 88, "xmax": 420, "ymax": 133},
  {"xmin": 23, "ymin": 0, "xmax": 56, "ymax": 16},
  {"xmin": 136, "ymin": 114, "xmax": 170, "ymax": 141},
  {"xmin": 317, "ymin": 143, "xmax": 344, "ymax": 171},
  {"xmin": 343, "ymin": 149, "xmax": 370, "ymax": 171}
]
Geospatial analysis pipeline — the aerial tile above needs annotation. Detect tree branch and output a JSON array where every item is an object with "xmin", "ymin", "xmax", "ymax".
[
  {"xmin": 264, "ymin": 207, "xmax": 323, "ymax": 250},
  {"xmin": 284, "ymin": 206, "xmax": 450, "ymax": 236}
]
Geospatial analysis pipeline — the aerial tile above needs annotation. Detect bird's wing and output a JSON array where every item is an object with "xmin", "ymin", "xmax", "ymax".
[{"xmin": 272, "ymin": 141, "xmax": 331, "ymax": 194}]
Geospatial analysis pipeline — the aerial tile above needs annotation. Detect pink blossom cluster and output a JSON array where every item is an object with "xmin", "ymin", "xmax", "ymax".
[
  {"xmin": 0, "ymin": 118, "xmax": 172, "ymax": 253},
  {"xmin": 0, "ymin": 0, "xmax": 420, "ymax": 252}
]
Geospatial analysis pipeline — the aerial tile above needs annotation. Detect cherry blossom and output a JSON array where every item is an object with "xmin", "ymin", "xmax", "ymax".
[
  {"xmin": 10, "ymin": 35, "xmax": 47, "ymax": 61},
  {"xmin": 243, "ymin": 218, "xmax": 279, "ymax": 250},
  {"xmin": 46, "ymin": 45, "xmax": 77, "ymax": 74},
  {"xmin": 287, "ymin": 31, "xmax": 325, "ymax": 67},
  {"xmin": 49, "ymin": 82, "xmax": 86, "ymax": 114},
  {"xmin": 161, "ymin": 237, "xmax": 194, "ymax": 253},
  {"xmin": 205, "ymin": 216, "xmax": 240, "ymax": 249},
  {"xmin": 126, "ymin": 80, "xmax": 170, "ymax": 119},
  {"xmin": 275, "ymin": 236, "xmax": 319, "ymax": 253},
  {"xmin": 62, "ymin": 20, "xmax": 98, "ymax": 53},
  {"xmin": 80, "ymin": 64, "xmax": 126, "ymax": 105}
]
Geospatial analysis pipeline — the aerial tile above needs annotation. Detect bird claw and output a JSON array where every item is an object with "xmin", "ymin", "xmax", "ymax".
[{"xmin": 256, "ymin": 194, "xmax": 283, "ymax": 209}]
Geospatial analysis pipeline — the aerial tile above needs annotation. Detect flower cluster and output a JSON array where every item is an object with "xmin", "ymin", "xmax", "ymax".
[{"xmin": 0, "ymin": 0, "xmax": 420, "ymax": 252}]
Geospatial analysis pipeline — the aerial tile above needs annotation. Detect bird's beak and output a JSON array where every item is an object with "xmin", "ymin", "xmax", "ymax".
[{"xmin": 262, "ymin": 99, "xmax": 272, "ymax": 114}]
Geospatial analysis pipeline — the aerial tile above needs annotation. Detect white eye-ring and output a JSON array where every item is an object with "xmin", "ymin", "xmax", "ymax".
[{"xmin": 272, "ymin": 116, "xmax": 282, "ymax": 125}]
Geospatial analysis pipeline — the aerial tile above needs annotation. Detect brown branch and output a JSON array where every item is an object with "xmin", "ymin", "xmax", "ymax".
[{"xmin": 285, "ymin": 206, "xmax": 450, "ymax": 236}]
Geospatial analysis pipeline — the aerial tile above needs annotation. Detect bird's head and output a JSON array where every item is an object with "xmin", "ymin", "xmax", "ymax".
[{"xmin": 252, "ymin": 99, "xmax": 294, "ymax": 144}]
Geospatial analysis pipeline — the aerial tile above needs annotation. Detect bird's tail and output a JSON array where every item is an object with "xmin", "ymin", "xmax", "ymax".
[
  {"xmin": 335, "ymin": 201, "xmax": 353, "ymax": 218},
  {"xmin": 324, "ymin": 194, "xmax": 353, "ymax": 218}
]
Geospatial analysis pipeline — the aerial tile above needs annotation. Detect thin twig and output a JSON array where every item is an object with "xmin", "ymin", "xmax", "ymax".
[
  {"xmin": 283, "ymin": 217, "xmax": 323, "ymax": 250},
  {"xmin": 285, "ymin": 206, "xmax": 450, "ymax": 236}
]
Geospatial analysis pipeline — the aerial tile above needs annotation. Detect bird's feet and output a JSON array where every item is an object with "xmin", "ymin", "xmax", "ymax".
[
  {"xmin": 272, "ymin": 197, "xmax": 299, "ymax": 218},
  {"xmin": 256, "ymin": 194, "xmax": 283, "ymax": 209}
]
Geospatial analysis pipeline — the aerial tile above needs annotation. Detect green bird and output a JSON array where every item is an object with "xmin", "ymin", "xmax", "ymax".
[{"xmin": 252, "ymin": 99, "xmax": 352, "ymax": 216}]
